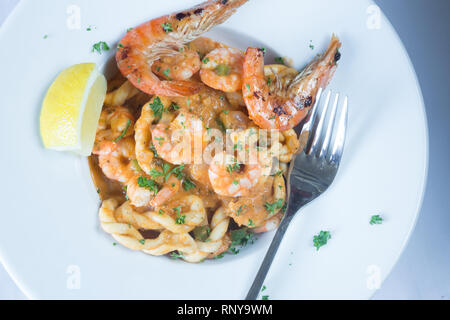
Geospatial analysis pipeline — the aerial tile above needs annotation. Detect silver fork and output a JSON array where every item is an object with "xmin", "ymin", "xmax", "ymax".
[{"xmin": 245, "ymin": 89, "xmax": 348, "ymax": 300}]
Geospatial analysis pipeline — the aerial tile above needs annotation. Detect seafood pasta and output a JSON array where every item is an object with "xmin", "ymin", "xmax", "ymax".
[{"xmin": 90, "ymin": 0, "xmax": 342, "ymax": 262}]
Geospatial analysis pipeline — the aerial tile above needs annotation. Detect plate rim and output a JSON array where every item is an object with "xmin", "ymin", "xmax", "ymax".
[{"xmin": 0, "ymin": 0, "xmax": 429, "ymax": 300}]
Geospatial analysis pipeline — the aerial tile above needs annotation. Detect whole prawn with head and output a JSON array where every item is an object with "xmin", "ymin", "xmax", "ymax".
[
  {"xmin": 242, "ymin": 35, "xmax": 342, "ymax": 130},
  {"xmin": 116, "ymin": 0, "xmax": 248, "ymax": 97}
]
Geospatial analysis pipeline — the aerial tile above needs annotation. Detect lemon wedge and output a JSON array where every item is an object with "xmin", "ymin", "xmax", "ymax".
[{"xmin": 40, "ymin": 63, "xmax": 107, "ymax": 156}]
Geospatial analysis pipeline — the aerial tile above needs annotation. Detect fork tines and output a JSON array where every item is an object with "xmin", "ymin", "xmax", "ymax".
[{"xmin": 301, "ymin": 89, "xmax": 348, "ymax": 163}]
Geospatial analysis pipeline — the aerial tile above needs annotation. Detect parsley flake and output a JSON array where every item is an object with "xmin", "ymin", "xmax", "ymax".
[
  {"xmin": 370, "ymin": 215, "xmax": 383, "ymax": 225},
  {"xmin": 150, "ymin": 96, "xmax": 165, "ymax": 118},
  {"xmin": 313, "ymin": 231, "xmax": 331, "ymax": 251},
  {"xmin": 114, "ymin": 119, "xmax": 131, "ymax": 142},
  {"xmin": 161, "ymin": 22, "xmax": 173, "ymax": 33},
  {"xmin": 137, "ymin": 176, "xmax": 160, "ymax": 195},
  {"xmin": 92, "ymin": 41, "xmax": 110, "ymax": 54}
]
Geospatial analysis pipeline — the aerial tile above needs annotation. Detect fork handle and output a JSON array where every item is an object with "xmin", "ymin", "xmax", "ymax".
[{"xmin": 245, "ymin": 213, "xmax": 295, "ymax": 300}]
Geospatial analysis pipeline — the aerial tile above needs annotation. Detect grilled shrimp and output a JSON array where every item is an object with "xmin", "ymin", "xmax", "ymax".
[
  {"xmin": 242, "ymin": 35, "xmax": 342, "ymax": 130},
  {"xmin": 151, "ymin": 112, "xmax": 209, "ymax": 165},
  {"xmin": 200, "ymin": 47, "xmax": 244, "ymax": 92},
  {"xmin": 116, "ymin": 0, "xmax": 248, "ymax": 96},
  {"xmin": 93, "ymin": 137, "xmax": 137, "ymax": 184}
]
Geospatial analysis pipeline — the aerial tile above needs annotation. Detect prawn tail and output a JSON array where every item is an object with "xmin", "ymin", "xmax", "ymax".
[{"xmin": 172, "ymin": 0, "xmax": 249, "ymax": 45}]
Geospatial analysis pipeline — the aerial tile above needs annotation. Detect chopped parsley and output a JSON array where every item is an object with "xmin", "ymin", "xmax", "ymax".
[
  {"xmin": 227, "ymin": 163, "xmax": 241, "ymax": 174},
  {"xmin": 158, "ymin": 209, "xmax": 165, "ymax": 215},
  {"xmin": 259, "ymin": 47, "xmax": 267, "ymax": 54},
  {"xmin": 262, "ymin": 295, "xmax": 269, "ymax": 300},
  {"xmin": 175, "ymin": 208, "xmax": 185, "ymax": 225},
  {"xmin": 221, "ymin": 110, "xmax": 229, "ymax": 115},
  {"xmin": 169, "ymin": 102, "xmax": 180, "ymax": 111},
  {"xmin": 114, "ymin": 119, "xmax": 131, "ymax": 142},
  {"xmin": 236, "ymin": 205, "xmax": 247, "ymax": 216},
  {"xmin": 166, "ymin": 165, "xmax": 185, "ymax": 181},
  {"xmin": 139, "ymin": 239, "xmax": 145, "ymax": 245},
  {"xmin": 261, "ymin": 285, "xmax": 267, "ymax": 292},
  {"xmin": 214, "ymin": 253, "xmax": 225, "ymax": 259},
  {"xmin": 264, "ymin": 199, "xmax": 284, "ymax": 215},
  {"xmin": 230, "ymin": 228, "xmax": 255, "ymax": 247},
  {"xmin": 274, "ymin": 57, "xmax": 285, "ymax": 64},
  {"xmin": 266, "ymin": 77, "xmax": 272, "ymax": 85},
  {"xmin": 202, "ymin": 57, "xmax": 210, "ymax": 64},
  {"xmin": 309, "ymin": 40, "xmax": 314, "ymax": 50},
  {"xmin": 370, "ymin": 215, "xmax": 383, "ymax": 225},
  {"xmin": 137, "ymin": 176, "xmax": 160, "ymax": 195},
  {"xmin": 313, "ymin": 231, "xmax": 331, "ymax": 251},
  {"xmin": 150, "ymin": 163, "xmax": 171, "ymax": 179},
  {"xmin": 170, "ymin": 251, "xmax": 184, "ymax": 260},
  {"xmin": 245, "ymin": 83, "xmax": 251, "ymax": 90},
  {"xmin": 248, "ymin": 219, "xmax": 255, "ymax": 227},
  {"xmin": 43, "ymin": 34, "xmax": 48, "ymax": 39},
  {"xmin": 215, "ymin": 118, "xmax": 227, "ymax": 132},
  {"xmin": 123, "ymin": 185, "xmax": 129, "ymax": 200},
  {"xmin": 150, "ymin": 96, "xmax": 165, "ymax": 118},
  {"xmin": 193, "ymin": 226, "xmax": 211, "ymax": 241},
  {"xmin": 127, "ymin": 27, "xmax": 133, "ymax": 32},
  {"xmin": 117, "ymin": 43, "xmax": 124, "ymax": 48},
  {"xmin": 183, "ymin": 178, "xmax": 196, "ymax": 191},
  {"xmin": 92, "ymin": 41, "xmax": 110, "ymax": 54},
  {"xmin": 150, "ymin": 143, "xmax": 159, "ymax": 158},
  {"xmin": 161, "ymin": 22, "xmax": 173, "ymax": 33},
  {"xmin": 162, "ymin": 68, "xmax": 171, "ymax": 78},
  {"xmin": 155, "ymin": 137, "xmax": 165, "ymax": 145},
  {"xmin": 214, "ymin": 64, "xmax": 230, "ymax": 76}
]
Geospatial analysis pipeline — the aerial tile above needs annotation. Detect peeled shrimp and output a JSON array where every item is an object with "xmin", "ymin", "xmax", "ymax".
[
  {"xmin": 116, "ymin": 0, "xmax": 248, "ymax": 96},
  {"xmin": 242, "ymin": 35, "xmax": 342, "ymax": 130},
  {"xmin": 93, "ymin": 137, "xmax": 137, "ymax": 184},
  {"xmin": 95, "ymin": 106, "xmax": 134, "ymax": 143},
  {"xmin": 188, "ymin": 37, "xmax": 227, "ymax": 57},
  {"xmin": 200, "ymin": 47, "xmax": 244, "ymax": 92},
  {"xmin": 208, "ymin": 151, "xmax": 268, "ymax": 197},
  {"xmin": 151, "ymin": 47, "xmax": 201, "ymax": 81},
  {"xmin": 151, "ymin": 112, "xmax": 209, "ymax": 165},
  {"xmin": 126, "ymin": 174, "xmax": 180, "ymax": 208},
  {"xmin": 135, "ymin": 97, "xmax": 176, "ymax": 175},
  {"xmin": 227, "ymin": 175, "xmax": 285, "ymax": 228}
]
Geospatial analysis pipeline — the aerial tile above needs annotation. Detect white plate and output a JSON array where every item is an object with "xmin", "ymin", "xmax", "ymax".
[{"xmin": 0, "ymin": 0, "xmax": 427, "ymax": 299}]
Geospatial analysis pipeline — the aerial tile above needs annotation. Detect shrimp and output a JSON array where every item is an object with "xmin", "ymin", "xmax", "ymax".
[
  {"xmin": 200, "ymin": 47, "xmax": 244, "ymax": 92},
  {"xmin": 151, "ymin": 112, "xmax": 209, "ymax": 164},
  {"xmin": 116, "ymin": 0, "xmax": 248, "ymax": 96},
  {"xmin": 135, "ymin": 97, "xmax": 176, "ymax": 175},
  {"xmin": 126, "ymin": 174, "xmax": 181, "ymax": 208},
  {"xmin": 242, "ymin": 35, "xmax": 342, "ymax": 130},
  {"xmin": 151, "ymin": 47, "xmax": 201, "ymax": 81},
  {"xmin": 95, "ymin": 106, "xmax": 135, "ymax": 143},
  {"xmin": 93, "ymin": 137, "xmax": 137, "ymax": 184},
  {"xmin": 188, "ymin": 37, "xmax": 227, "ymax": 58},
  {"xmin": 227, "ymin": 175, "xmax": 285, "ymax": 228},
  {"xmin": 252, "ymin": 213, "xmax": 282, "ymax": 233},
  {"xmin": 208, "ymin": 151, "xmax": 268, "ymax": 197}
]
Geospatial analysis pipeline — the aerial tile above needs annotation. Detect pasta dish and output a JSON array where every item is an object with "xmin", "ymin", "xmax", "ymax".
[{"xmin": 89, "ymin": 0, "xmax": 341, "ymax": 262}]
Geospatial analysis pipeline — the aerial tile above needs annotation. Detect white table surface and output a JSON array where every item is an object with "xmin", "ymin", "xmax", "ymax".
[{"xmin": 1, "ymin": 0, "xmax": 449, "ymax": 300}]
